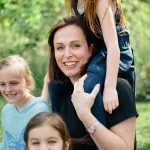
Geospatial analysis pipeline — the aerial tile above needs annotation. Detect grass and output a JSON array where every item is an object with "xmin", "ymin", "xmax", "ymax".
[
  {"xmin": 136, "ymin": 101, "xmax": 150, "ymax": 150},
  {"xmin": 0, "ymin": 98, "xmax": 150, "ymax": 150}
]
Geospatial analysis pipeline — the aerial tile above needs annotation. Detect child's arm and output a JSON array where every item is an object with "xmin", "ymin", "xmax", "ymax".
[
  {"xmin": 0, "ymin": 133, "xmax": 7, "ymax": 150},
  {"xmin": 96, "ymin": 0, "xmax": 120, "ymax": 113},
  {"xmin": 0, "ymin": 112, "xmax": 6, "ymax": 149},
  {"xmin": 41, "ymin": 72, "xmax": 50, "ymax": 101}
]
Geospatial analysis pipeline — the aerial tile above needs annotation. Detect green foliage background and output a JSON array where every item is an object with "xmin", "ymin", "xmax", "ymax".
[
  {"xmin": 0, "ymin": 1, "xmax": 150, "ymax": 149},
  {"xmin": 0, "ymin": 0, "xmax": 150, "ymax": 98},
  {"xmin": 0, "ymin": 0, "xmax": 65, "ymax": 95}
]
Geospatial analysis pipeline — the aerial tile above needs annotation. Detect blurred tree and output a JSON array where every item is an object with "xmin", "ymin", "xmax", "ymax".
[
  {"xmin": 0, "ymin": 0, "xmax": 149, "ymax": 99},
  {"xmin": 0, "ymin": 0, "xmax": 65, "ymax": 96},
  {"xmin": 122, "ymin": 0, "xmax": 150, "ymax": 100}
]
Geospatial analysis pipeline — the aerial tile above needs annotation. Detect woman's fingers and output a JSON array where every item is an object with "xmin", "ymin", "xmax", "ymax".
[
  {"xmin": 78, "ymin": 74, "xmax": 87, "ymax": 83},
  {"xmin": 91, "ymin": 84, "xmax": 100, "ymax": 100},
  {"xmin": 74, "ymin": 74, "xmax": 87, "ymax": 91}
]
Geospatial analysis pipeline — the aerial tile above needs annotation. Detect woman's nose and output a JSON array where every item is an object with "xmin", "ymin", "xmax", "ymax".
[{"xmin": 64, "ymin": 48, "xmax": 73, "ymax": 58}]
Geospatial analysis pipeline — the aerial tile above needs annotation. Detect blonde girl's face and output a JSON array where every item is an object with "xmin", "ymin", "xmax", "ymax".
[
  {"xmin": 0, "ymin": 64, "xmax": 30, "ymax": 109},
  {"xmin": 54, "ymin": 24, "xmax": 92, "ymax": 83},
  {"xmin": 27, "ymin": 124, "xmax": 70, "ymax": 150}
]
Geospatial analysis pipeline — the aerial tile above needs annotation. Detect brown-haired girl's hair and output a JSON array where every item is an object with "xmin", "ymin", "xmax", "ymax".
[{"xmin": 24, "ymin": 112, "xmax": 71, "ymax": 150}]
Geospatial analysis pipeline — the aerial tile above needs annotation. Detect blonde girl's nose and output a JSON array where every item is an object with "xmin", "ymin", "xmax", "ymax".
[{"xmin": 5, "ymin": 85, "xmax": 12, "ymax": 92}]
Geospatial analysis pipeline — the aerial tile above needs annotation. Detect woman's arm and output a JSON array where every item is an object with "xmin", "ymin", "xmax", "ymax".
[
  {"xmin": 41, "ymin": 72, "xmax": 50, "ymax": 101},
  {"xmin": 96, "ymin": 0, "xmax": 120, "ymax": 114},
  {"xmin": 80, "ymin": 111, "xmax": 135, "ymax": 150},
  {"xmin": 72, "ymin": 75, "xmax": 136, "ymax": 150}
]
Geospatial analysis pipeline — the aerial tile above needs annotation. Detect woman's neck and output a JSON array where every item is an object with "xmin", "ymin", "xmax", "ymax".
[{"xmin": 70, "ymin": 76, "xmax": 81, "ymax": 84}]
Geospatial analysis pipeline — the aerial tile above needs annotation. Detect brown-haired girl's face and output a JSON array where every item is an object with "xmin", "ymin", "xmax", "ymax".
[
  {"xmin": 27, "ymin": 124, "xmax": 70, "ymax": 150},
  {"xmin": 54, "ymin": 24, "xmax": 92, "ymax": 82}
]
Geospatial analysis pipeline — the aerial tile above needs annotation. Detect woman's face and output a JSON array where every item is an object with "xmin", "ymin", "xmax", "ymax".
[
  {"xmin": 54, "ymin": 24, "xmax": 92, "ymax": 82},
  {"xmin": 27, "ymin": 124, "xmax": 69, "ymax": 150}
]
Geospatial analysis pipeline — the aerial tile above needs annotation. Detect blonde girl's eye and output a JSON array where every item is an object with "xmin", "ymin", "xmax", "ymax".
[
  {"xmin": 0, "ymin": 83, "xmax": 6, "ymax": 87},
  {"xmin": 31, "ymin": 141, "xmax": 40, "ymax": 145},
  {"xmin": 11, "ymin": 82, "xmax": 18, "ymax": 85}
]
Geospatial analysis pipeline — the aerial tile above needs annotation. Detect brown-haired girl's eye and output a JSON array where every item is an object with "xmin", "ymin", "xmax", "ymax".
[
  {"xmin": 31, "ymin": 141, "xmax": 40, "ymax": 145},
  {"xmin": 48, "ymin": 140, "xmax": 57, "ymax": 144}
]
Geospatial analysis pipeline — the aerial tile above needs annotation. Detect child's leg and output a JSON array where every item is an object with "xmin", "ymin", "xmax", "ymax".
[{"xmin": 84, "ymin": 72, "xmax": 106, "ymax": 126}]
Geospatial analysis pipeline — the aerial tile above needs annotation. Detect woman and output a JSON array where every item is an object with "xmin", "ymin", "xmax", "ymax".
[{"xmin": 42, "ymin": 16, "xmax": 138, "ymax": 150}]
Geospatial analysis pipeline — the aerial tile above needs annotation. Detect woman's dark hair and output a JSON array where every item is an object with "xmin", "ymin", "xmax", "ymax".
[
  {"xmin": 24, "ymin": 112, "xmax": 71, "ymax": 150},
  {"xmin": 48, "ymin": 16, "xmax": 93, "ymax": 82}
]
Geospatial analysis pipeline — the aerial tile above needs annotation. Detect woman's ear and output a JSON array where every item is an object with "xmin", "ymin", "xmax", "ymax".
[{"xmin": 89, "ymin": 44, "xmax": 94, "ymax": 54}]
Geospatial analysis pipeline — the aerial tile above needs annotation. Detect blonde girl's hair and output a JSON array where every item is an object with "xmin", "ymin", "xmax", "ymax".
[
  {"xmin": 65, "ymin": 0, "xmax": 126, "ymax": 36},
  {"xmin": 0, "ymin": 55, "xmax": 34, "ymax": 91}
]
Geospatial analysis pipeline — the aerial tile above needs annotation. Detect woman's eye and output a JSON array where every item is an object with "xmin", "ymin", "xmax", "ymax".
[
  {"xmin": 72, "ymin": 44, "xmax": 81, "ymax": 48},
  {"xmin": 55, "ymin": 46, "xmax": 64, "ymax": 51}
]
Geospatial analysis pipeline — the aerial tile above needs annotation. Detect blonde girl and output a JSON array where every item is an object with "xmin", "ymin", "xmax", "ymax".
[{"xmin": 0, "ymin": 55, "xmax": 51, "ymax": 150}]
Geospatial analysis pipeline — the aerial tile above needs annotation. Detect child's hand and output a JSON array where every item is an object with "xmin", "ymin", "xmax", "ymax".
[{"xmin": 103, "ymin": 88, "xmax": 119, "ymax": 114}]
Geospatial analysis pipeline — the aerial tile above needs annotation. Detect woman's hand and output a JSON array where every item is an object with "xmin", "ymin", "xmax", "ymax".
[{"xmin": 71, "ymin": 74, "xmax": 100, "ymax": 118}]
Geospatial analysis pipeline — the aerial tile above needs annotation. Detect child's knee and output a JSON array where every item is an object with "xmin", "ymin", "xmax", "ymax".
[{"xmin": 84, "ymin": 73, "xmax": 101, "ymax": 93}]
